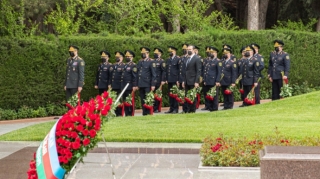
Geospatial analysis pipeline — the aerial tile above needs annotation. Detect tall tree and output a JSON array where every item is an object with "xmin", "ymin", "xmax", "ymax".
[
  {"xmin": 247, "ymin": 0, "xmax": 259, "ymax": 30},
  {"xmin": 302, "ymin": 0, "xmax": 320, "ymax": 31},
  {"xmin": 258, "ymin": 0, "xmax": 270, "ymax": 29}
]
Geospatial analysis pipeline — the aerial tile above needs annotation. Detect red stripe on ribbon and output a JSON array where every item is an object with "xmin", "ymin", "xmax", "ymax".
[{"xmin": 42, "ymin": 136, "xmax": 58, "ymax": 179}]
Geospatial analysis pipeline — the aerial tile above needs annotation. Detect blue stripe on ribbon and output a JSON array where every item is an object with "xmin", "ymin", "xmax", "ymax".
[{"xmin": 48, "ymin": 120, "xmax": 66, "ymax": 179}]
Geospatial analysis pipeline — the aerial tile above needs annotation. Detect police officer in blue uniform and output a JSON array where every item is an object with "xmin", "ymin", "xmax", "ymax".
[
  {"xmin": 202, "ymin": 47, "xmax": 222, "ymax": 111},
  {"xmin": 110, "ymin": 51, "xmax": 125, "ymax": 116},
  {"xmin": 238, "ymin": 46, "xmax": 246, "ymax": 107},
  {"xmin": 95, "ymin": 51, "xmax": 112, "ymax": 94},
  {"xmin": 222, "ymin": 44, "xmax": 237, "ymax": 62},
  {"xmin": 64, "ymin": 45, "xmax": 85, "ymax": 101},
  {"xmin": 153, "ymin": 48, "xmax": 166, "ymax": 113},
  {"xmin": 201, "ymin": 46, "xmax": 212, "ymax": 111},
  {"xmin": 251, "ymin": 43, "xmax": 265, "ymax": 104},
  {"xmin": 220, "ymin": 48, "xmax": 237, "ymax": 110},
  {"xmin": 165, "ymin": 46, "xmax": 180, "ymax": 114},
  {"xmin": 240, "ymin": 46, "xmax": 260, "ymax": 106},
  {"xmin": 137, "ymin": 47, "xmax": 157, "ymax": 116},
  {"xmin": 122, "ymin": 50, "xmax": 138, "ymax": 116},
  {"xmin": 268, "ymin": 40, "xmax": 290, "ymax": 100}
]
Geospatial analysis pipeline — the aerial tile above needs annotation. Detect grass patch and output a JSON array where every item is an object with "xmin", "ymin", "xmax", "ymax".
[{"xmin": 1, "ymin": 91, "xmax": 320, "ymax": 142}]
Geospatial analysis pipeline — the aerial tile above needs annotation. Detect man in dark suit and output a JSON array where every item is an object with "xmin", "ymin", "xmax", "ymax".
[{"xmin": 182, "ymin": 45, "xmax": 202, "ymax": 113}]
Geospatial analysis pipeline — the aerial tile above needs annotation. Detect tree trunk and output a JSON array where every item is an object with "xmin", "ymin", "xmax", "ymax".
[
  {"xmin": 215, "ymin": 0, "xmax": 223, "ymax": 11},
  {"xmin": 317, "ymin": 17, "xmax": 320, "ymax": 32},
  {"xmin": 258, "ymin": 0, "xmax": 269, "ymax": 29},
  {"xmin": 247, "ymin": 0, "xmax": 259, "ymax": 30},
  {"xmin": 172, "ymin": 14, "xmax": 180, "ymax": 33}
]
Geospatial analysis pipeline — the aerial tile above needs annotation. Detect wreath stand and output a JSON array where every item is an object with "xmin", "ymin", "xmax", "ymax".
[{"xmin": 64, "ymin": 83, "xmax": 130, "ymax": 179}]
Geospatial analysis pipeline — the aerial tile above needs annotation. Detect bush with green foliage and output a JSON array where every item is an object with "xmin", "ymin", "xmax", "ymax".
[
  {"xmin": 0, "ymin": 30, "xmax": 319, "ymax": 110},
  {"xmin": 200, "ymin": 129, "xmax": 320, "ymax": 167},
  {"xmin": 0, "ymin": 103, "xmax": 67, "ymax": 120}
]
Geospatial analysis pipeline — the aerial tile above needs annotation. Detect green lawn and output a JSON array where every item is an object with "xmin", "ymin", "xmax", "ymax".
[{"xmin": 1, "ymin": 91, "xmax": 320, "ymax": 142}]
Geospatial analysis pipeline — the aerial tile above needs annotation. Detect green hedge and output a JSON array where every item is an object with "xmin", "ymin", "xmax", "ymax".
[{"xmin": 1, "ymin": 30, "xmax": 320, "ymax": 109}]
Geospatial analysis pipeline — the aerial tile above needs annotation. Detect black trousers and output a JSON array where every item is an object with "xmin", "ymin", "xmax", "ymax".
[
  {"xmin": 239, "ymin": 81, "xmax": 245, "ymax": 104},
  {"xmin": 205, "ymin": 85, "xmax": 219, "ymax": 111},
  {"xmin": 123, "ymin": 90, "xmax": 134, "ymax": 116},
  {"xmin": 202, "ymin": 85, "xmax": 211, "ymax": 109},
  {"xmin": 243, "ymin": 85, "xmax": 253, "ymax": 106},
  {"xmin": 254, "ymin": 82, "xmax": 261, "ymax": 104},
  {"xmin": 272, "ymin": 79, "xmax": 283, "ymax": 100},
  {"xmin": 66, "ymin": 88, "xmax": 78, "ymax": 101},
  {"xmin": 99, "ymin": 88, "xmax": 108, "ymax": 95},
  {"xmin": 221, "ymin": 86, "xmax": 234, "ymax": 109},
  {"xmin": 153, "ymin": 84, "xmax": 161, "ymax": 112},
  {"xmin": 139, "ymin": 87, "xmax": 151, "ymax": 115},
  {"xmin": 113, "ymin": 89, "xmax": 122, "ymax": 116},
  {"xmin": 184, "ymin": 85, "xmax": 197, "ymax": 113},
  {"xmin": 168, "ymin": 82, "xmax": 179, "ymax": 112}
]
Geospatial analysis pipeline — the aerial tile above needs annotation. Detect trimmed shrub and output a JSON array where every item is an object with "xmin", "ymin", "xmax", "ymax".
[{"xmin": 0, "ymin": 30, "xmax": 320, "ymax": 110}]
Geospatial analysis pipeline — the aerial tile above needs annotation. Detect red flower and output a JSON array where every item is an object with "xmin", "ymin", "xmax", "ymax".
[
  {"xmin": 102, "ymin": 91, "xmax": 109, "ymax": 98},
  {"xmin": 107, "ymin": 98, "xmax": 113, "ymax": 105},
  {"xmin": 205, "ymin": 95, "xmax": 214, "ymax": 101},
  {"xmin": 284, "ymin": 78, "xmax": 288, "ymax": 84},
  {"xmin": 76, "ymin": 125, "xmax": 84, "ymax": 132},
  {"xmin": 124, "ymin": 102, "xmax": 132, "ymax": 107},
  {"xmin": 251, "ymin": 150, "xmax": 256, "ymax": 155},
  {"xmin": 216, "ymin": 138, "xmax": 222, "ymax": 141},
  {"xmin": 239, "ymin": 89, "xmax": 244, "ymax": 94},
  {"xmin": 184, "ymin": 97, "xmax": 193, "ymax": 104},
  {"xmin": 211, "ymin": 143, "xmax": 223, "ymax": 152},
  {"xmin": 224, "ymin": 89, "xmax": 232, "ymax": 95},
  {"xmin": 86, "ymin": 121, "xmax": 93, "ymax": 127},
  {"xmin": 82, "ymin": 129, "xmax": 89, "ymax": 136},
  {"xmin": 94, "ymin": 123, "xmax": 101, "ymax": 131},
  {"xmin": 83, "ymin": 138, "xmax": 91, "ymax": 146},
  {"xmin": 89, "ymin": 130, "xmax": 97, "ymax": 138},
  {"xmin": 72, "ymin": 141, "xmax": 81, "ymax": 150}
]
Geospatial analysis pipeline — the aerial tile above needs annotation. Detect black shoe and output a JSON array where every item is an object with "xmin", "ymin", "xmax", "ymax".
[
  {"xmin": 172, "ymin": 110, "xmax": 178, "ymax": 114},
  {"xmin": 154, "ymin": 110, "xmax": 159, "ymax": 113},
  {"xmin": 165, "ymin": 110, "xmax": 173, "ymax": 114},
  {"xmin": 201, "ymin": 107, "xmax": 208, "ymax": 110},
  {"xmin": 239, "ymin": 104, "xmax": 245, "ymax": 107}
]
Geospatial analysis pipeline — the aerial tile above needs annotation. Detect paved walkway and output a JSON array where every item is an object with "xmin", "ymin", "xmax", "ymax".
[{"xmin": 0, "ymin": 100, "xmax": 270, "ymax": 179}]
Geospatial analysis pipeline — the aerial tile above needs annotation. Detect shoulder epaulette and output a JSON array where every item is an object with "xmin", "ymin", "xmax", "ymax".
[
  {"xmin": 149, "ymin": 58, "xmax": 154, "ymax": 61},
  {"xmin": 78, "ymin": 57, "xmax": 83, "ymax": 60}
]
